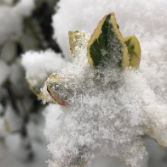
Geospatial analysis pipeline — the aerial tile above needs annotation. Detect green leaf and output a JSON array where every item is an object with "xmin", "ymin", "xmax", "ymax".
[
  {"xmin": 124, "ymin": 36, "xmax": 141, "ymax": 68},
  {"xmin": 87, "ymin": 13, "xmax": 129, "ymax": 69},
  {"xmin": 68, "ymin": 31, "xmax": 90, "ymax": 58}
]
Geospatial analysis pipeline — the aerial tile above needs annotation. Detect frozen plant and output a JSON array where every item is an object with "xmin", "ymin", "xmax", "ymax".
[
  {"xmin": 20, "ymin": 0, "xmax": 167, "ymax": 166},
  {"xmin": 51, "ymin": 2, "xmax": 167, "ymax": 165},
  {"xmin": 44, "ymin": 13, "xmax": 167, "ymax": 167},
  {"xmin": 52, "ymin": 0, "xmax": 167, "ymax": 60},
  {"xmin": 52, "ymin": 0, "xmax": 167, "ymax": 108},
  {"xmin": 22, "ymin": 49, "xmax": 66, "ymax": 103}
]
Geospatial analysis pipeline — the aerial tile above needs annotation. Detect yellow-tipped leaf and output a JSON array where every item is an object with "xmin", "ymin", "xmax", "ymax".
[
  {"xmin": 124, "ymin": 36, "xmax": 141, "ymax": 68},
  {"xmin": 87, "ymin": 13, "xmax": 129, "ymax": 69},
  {"xmin": 69, "ymin": 31, "xmax": 90, "ymax": 58}
]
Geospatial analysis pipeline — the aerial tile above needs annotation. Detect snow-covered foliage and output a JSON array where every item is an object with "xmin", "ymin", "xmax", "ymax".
[
  {"xmin": 21, "ymin": 50, "xmax": 66, "ymax": 95},
  {"xmin": 52, "ymin": 0, "xmax": 167, "ymax": 61},
  {"xmin": 3, "ymin": 0, "xmax": 166, "ymax": 167},
  {"xmin": 41, "ymin": 1, "xmax": 167, "ymax": 166},
  {"xmin": 0, "ymin": 0, "xmax": 34, "ymax": 45},
  {"xmin": 52, "ymin": 0, "xmax": 167, "ymax": 107},
  {"xmin": 46, "ymin": 27, "xmax": 167, "ymax": 167}
]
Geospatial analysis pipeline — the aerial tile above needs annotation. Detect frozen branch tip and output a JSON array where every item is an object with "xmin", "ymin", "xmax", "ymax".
[{"xmin": 37, "ymin": 13, "xmax": 167, "ymax": 167}]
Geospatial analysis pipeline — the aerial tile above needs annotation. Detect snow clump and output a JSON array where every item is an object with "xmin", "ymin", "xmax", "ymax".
[
  {"xmin": 21, "ymin": 49, "xmax": 66, "ymax": 91},
  {"xmin": 0, "ymin": 0, "xmax": 34, "ymax": 45}
]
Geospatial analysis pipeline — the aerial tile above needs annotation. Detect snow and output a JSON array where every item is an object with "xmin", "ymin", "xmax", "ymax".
[
  {"xmin": 43, "ymin": 104, "xmax": 63, "ymax": 142},
  {"xmin": 52, "ymin": 0, "xmax": 167, "ymax": 62},
  {"xmin": 0, "ymin": 0, "xmax": 34, "ymax": 45},
  {"xmin": 44, "ymin": 104, "xmax": 150, "ymax": 167},
  {"xmin": 52, "ymin": 0, "xmax": 167, "ymax": 105},
  {"xmin": 139, "ymin": 35, "xmax": 167, "ymax": 104},
  {"xmin": 14, "ymin": 0, "xmax": 167, "ymax": 166},
  {"xmin": 46, "ymin": 30, "xmax": 167, "ymax": 167},
  {"xmin": 21, "ymin": 49, "xmax": 66, "ymax": 91}
]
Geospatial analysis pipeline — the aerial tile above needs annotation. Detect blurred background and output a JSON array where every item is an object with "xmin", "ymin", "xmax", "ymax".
[
  {"xmin": 0, "ymin": 0, "xmax": 60, "ymax": 167},
  {"xmin": 0, "ymin": 0, "xmax": 167, "ymax": 167}
]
